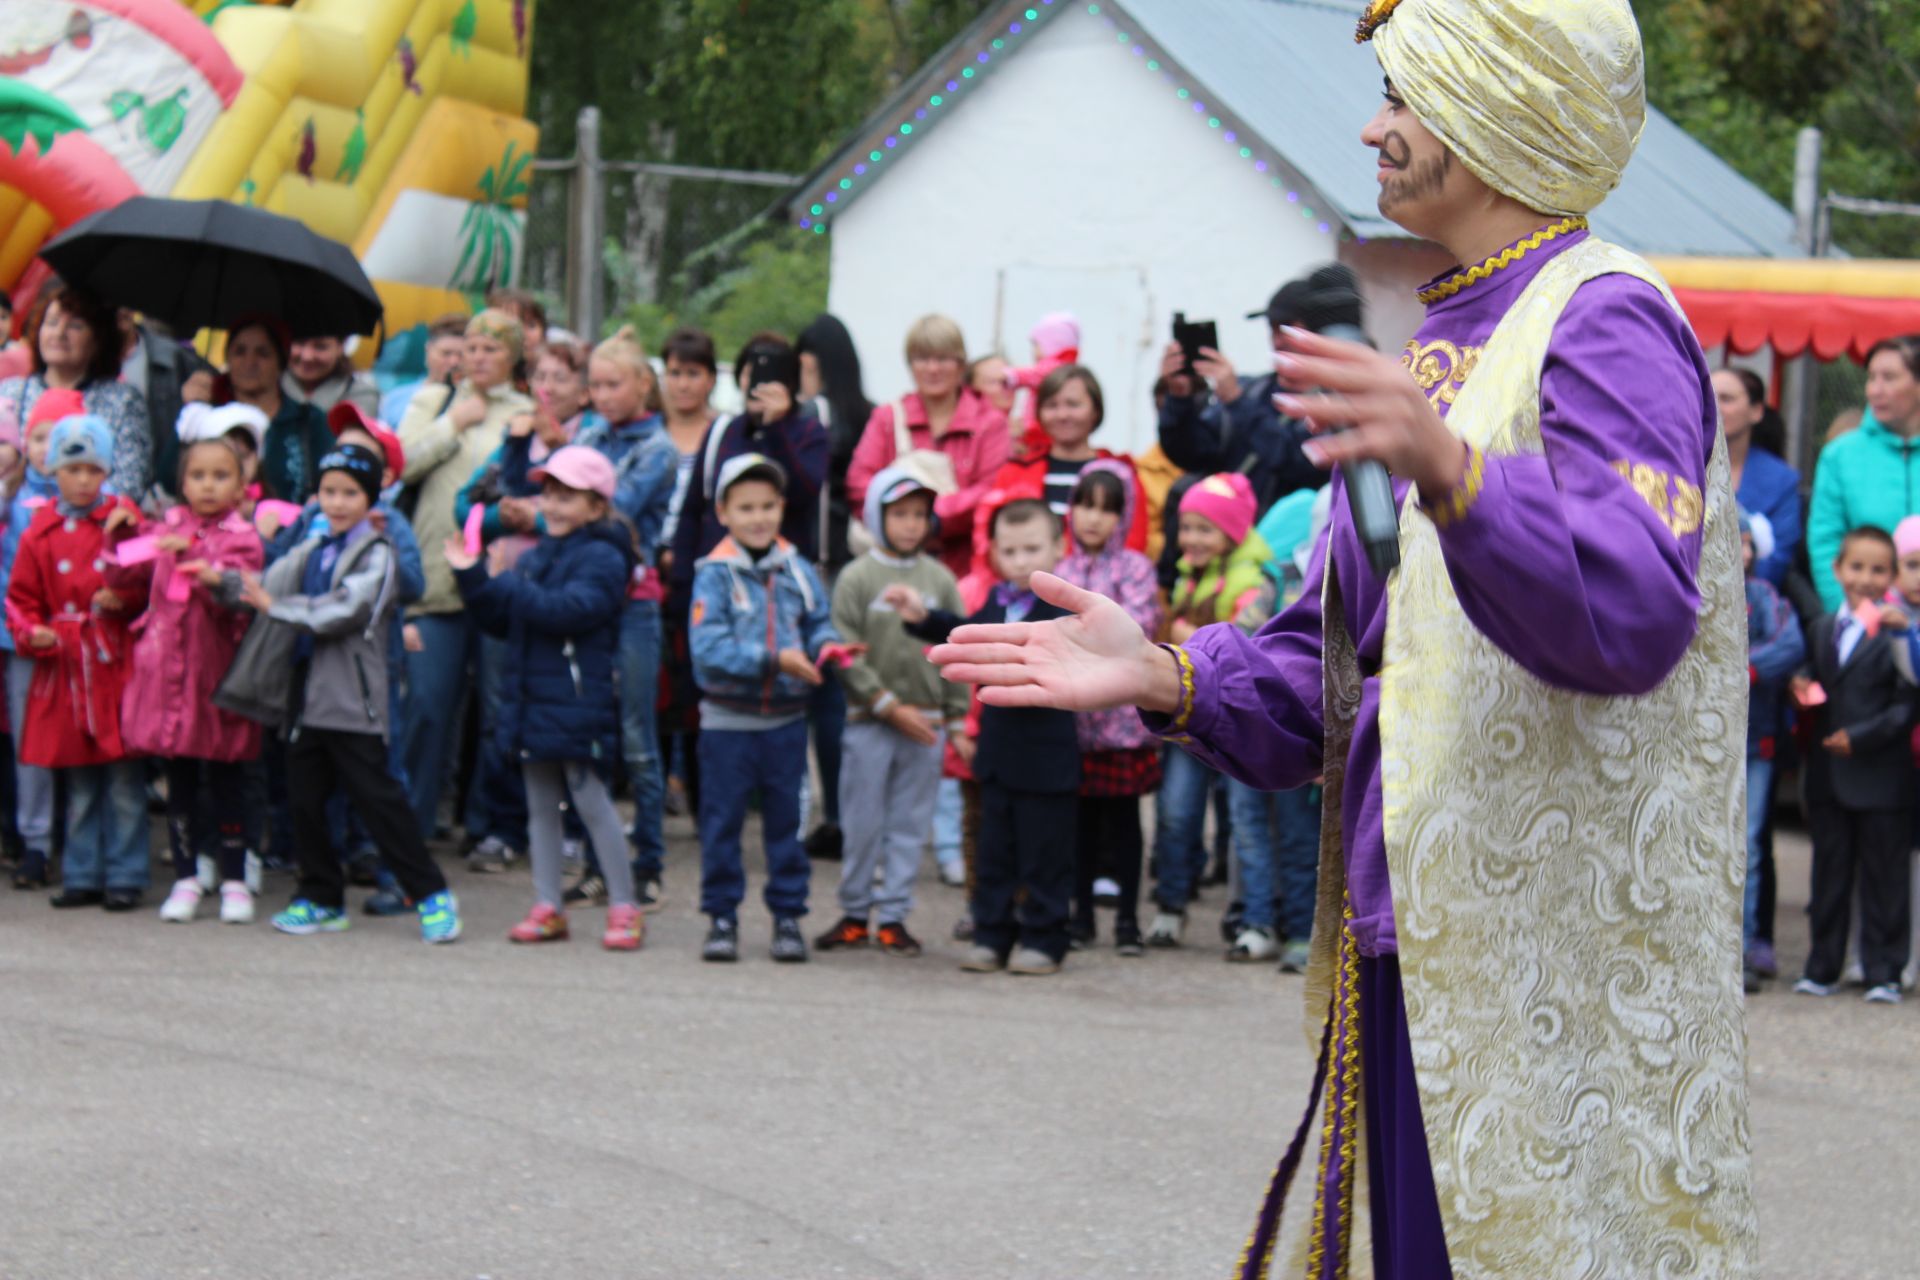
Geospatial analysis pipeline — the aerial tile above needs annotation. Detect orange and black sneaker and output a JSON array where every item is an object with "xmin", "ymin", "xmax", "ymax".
[
  {"xmin": 875, "ymin": 921, "xmax": 922, "ymax": 958},
  {"xmin": 814, "ymin": 916, "xmax": 871, "ymax": 951}
]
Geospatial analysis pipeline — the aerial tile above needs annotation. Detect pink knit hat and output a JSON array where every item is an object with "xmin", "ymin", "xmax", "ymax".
[
  {"xmin": 1028, "ymin": 311, "xmax": 1081, "ymax": 362},
  {"xmin": 1895, "ymin": 515, "xmax": 1920, "ymax": 560},
  {"xmin": 1179, "ymin": 472, "xmax": 1257, "ymax": 546}
]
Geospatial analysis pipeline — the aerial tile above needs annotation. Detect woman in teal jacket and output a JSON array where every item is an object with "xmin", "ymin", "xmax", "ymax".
[{"xmin": 1808, "ymin": 336, "xmax": 1920, "ymax": 611}]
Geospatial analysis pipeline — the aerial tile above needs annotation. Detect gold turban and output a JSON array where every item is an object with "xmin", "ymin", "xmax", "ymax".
[{"xmin": 1359, "ymin": 0, "xmax": 1646, "ymax": 218}]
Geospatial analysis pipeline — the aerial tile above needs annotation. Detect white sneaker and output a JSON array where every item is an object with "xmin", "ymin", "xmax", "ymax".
[
  {"xmin": 1228, "ymin": 925, "xmax": 1279, "ymax": 963},
  {"xmin": 1864, "ymin": 983, "xmax": 1902, "ymax": 1005},
  {"xmin": 219, "ymin": 881, "xmax": 255, "ymax": 925},
  {"xmin": 1145, "ymin": 911, "xmax": 1185, "ymax": 948},
  {"xmin": 1091, "ymin": 876, "xmax": 1121, "ymax": 904},
  {"xmin": 1793, "ymin": 977, "xmax": 1836, "ymax": 997},
  {"xmin": 938, "ymin": 861, "xmax": 966, "ymax": 888},
  {"xmin": 194, "ymin": 855, "xmax": 218, "ymax": 893},
  {"xmin": 159, "ymin": 878, "xmax": 204, "ymax": 923}
]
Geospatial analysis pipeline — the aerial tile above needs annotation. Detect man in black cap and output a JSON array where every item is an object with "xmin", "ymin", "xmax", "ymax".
[{"xmin": 1155, "ymin": 265, "xmax": 1364, "ymax": 512}]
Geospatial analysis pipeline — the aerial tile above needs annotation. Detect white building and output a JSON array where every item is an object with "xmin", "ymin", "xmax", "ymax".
[{"xmin": 787, "ymin": 0, "xmax": 1799, "ymax": 455}]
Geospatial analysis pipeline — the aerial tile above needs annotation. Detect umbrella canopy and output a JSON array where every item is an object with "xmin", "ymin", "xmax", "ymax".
[{"xmin": 38, "ymin": 196, "xmax": 383, "ymax": 339}]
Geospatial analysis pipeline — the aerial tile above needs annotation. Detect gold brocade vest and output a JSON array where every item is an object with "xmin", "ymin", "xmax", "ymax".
[{"xmin": 1287, "ymin": 239, "xmax": 1756, "ymax": 1278}]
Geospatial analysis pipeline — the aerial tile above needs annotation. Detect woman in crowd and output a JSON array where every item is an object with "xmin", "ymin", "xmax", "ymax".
[
  {"xmin": 0, "ymin": 285, "xmax": 151, "ymax": 500},
  {"xmin": 397, "ymin": 309, "xmax": 534, "ymax": 840},
  {"xmin": 846, "ymin": 314, "xmax": 1010, "ymax": 578},
  {"xmin": 1713, "ymin": 367, "xmax": 1801, "ymax": 586},
  {"xmin": 796, "ymin": 313, "xmax": 874, "ymax": 860},
  {"xmin": 216, "ymin": 315, "xmax": 333, "ymax": 508},
  {"xmin": 991, "ymin": 364, "xmax": 1148, "ymax": 549},
  {"xmin": 282, "ymin": 334, "xmax": 380, "ymax": 417},
  {"xmin": 1808, "ymin": 335, "xmax": 1920, "ymax": 611},
  {"xmin": 657, "ymin": 327, "xmax": 720, "ymax": 818}
]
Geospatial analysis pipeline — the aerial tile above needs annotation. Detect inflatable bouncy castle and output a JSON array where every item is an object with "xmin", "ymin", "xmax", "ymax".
[{"xmin": 0, "ymin": 0, "xmax": 538, "ymax": 342}]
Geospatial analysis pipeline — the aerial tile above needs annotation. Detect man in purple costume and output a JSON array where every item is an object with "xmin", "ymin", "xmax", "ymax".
[{"xmin": 931, "ymin": 2, "xmax": 1756, "ymax": 1277}]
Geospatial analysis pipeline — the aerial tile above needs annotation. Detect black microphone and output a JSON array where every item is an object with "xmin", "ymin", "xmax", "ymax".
[{"xmin": 1315, "ymin": 320, "xmax": 1401, "ymax": 576}]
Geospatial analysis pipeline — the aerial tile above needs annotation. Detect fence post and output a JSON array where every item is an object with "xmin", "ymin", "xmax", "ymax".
[
  {"xmin": 566, "ymin": 106, "xmax": 605, "ymax": 341},
  {"xmin": 1782, "ymin": 125, "xmax": 1823, "ymax": 475}
]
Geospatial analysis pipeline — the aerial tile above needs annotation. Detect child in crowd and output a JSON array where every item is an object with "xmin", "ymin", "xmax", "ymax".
[
  {"xmin": 1055, "ymin": 464, "xmax": 1162, "ymax": 956},
  {"xmin": 541, "ymin": 326, "xmax": 679, "ymax": 908},
  {"xmin": 105, "ymin": 433, "xmax": 266, "ymax": 924},
  {"xmin": 690, "ymin": 453, "xmax": 837, "ymax": 964},
  {"xmin": 898, "ymin": 499, "xmax": 1079, "ymax": 975},
  {"xmin": 2, "ymin": 389, "xmax": 74, "ymax": 888},
  {"xmin": 816, "ymin": 466, "xmax": 968, "ymax": 958},
  {"xmin": 449, "ymin": 445, "xmax": 643, "ymax": 950},
  {"xmin": 219, "ymin": 444, "xmax": 461, "ymax": 943},
  {"xmin": 1150, "ymin": 473, "xmax": 1273, "ymax": 947},
  {"xmin": 1792, "ymin": 526, "xmax": 1914, "ymax": 1004},
  {"xmin": 6, "ymin": 414, "xmax": 145, "ymax": 909},
  {"xmin": 1873, "ymin": 514, "xmax": 1920, "ymax": 991},
  {"xmin": 1739, "ymin": 509, "xmax": 1805, "ymax": 990}
]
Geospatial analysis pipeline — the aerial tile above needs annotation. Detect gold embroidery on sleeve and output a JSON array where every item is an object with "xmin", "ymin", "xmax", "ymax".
[
  {"xmin": 1401, "ymin": 340, "xmax": 1481, "ymax": 408},
  {"xmin": 1610, "ymin": 459, "xmax": 1704, "ymax": 537}
]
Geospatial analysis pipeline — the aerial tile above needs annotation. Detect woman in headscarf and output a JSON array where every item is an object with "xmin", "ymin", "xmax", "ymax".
[{"xmin": 932, "ymin": 3, "xmax": 1753, "ymax": 1276}]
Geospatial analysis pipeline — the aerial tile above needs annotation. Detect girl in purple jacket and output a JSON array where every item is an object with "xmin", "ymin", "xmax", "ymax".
[{"xmin": 1057, "ymin": 462, "xmax": 1162, "ymax": 955}]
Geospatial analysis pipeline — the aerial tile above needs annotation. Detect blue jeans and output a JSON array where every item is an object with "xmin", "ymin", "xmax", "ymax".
[
  {"xmin": 933, "ymin": 776, "xmax": 963, "ymax": 872},
  {"xmin": 62, "ymin": 761, "xmax": 148, "ymax": 892},
  {"xmin": 697, "ymin": 720, "xmax": 810, "ymax": 921},
  {"xmin": 400, "ymin": 612, "xmax": 473, "ymax": 839},
  {"xmin": 620, "ymin": 600, "xmax": 666, "ymax": 877},
  {"xmin": 1229, "ymin": 779, "xmax": 1320, "ymax": 938},
  {"xmin": 1744, "ymin": 756, "xmax": 1771, "ymax": 952},
  {"xmin": 462, "ymin": 633, "xmax": 527, "ymax": 849},
  {"xmin": 1152, "ymin": 745, "xmax": 1217, "ymax": 911}
]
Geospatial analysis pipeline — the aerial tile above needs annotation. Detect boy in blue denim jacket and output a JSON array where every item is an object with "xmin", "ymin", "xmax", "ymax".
[{"xmin": 689, "ymin": 453, "xmax": 837, "ymax": 964}]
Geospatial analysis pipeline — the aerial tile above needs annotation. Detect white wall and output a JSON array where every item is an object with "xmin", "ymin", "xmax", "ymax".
[{"xmin": 826, "ymin": 6, "xmax": 1340, "ymax": 456}]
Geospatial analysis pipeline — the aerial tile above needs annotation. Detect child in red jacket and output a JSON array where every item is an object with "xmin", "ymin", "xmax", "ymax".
[{"xmin": 4, "ymin": 414, "xmax": 147, "ymax": 909}]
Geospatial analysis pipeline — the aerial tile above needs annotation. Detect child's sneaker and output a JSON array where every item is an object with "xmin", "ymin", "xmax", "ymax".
[
  {"xmin": 1792, "ymin": 977, "xmax": 1835, "ymax": 997},
  {"xmin": 815, "ymin": 916, "xmax": 870, "ymax": 950},
  {"xmin": 563, "ymin": 872, "xmax": 608, "ymax": 906},
  {"xmin": 508, "ymin": 903, "xmax": 569, "ymax": 943},
  {"xmin": 960, "ymin": 944, "xmax": 1006, "ymax": 973},
  {"xmin": 1228, "ymin": 926, "xmax": 1279, "ymax": 963},
  {"xmin": 1745, "ymin": 940, "xmax": 1778, "ymax": 978},
  {"xmin": 416, "ymin": 891, "xmax": 462, "ymax": 944},
  {"xmin": 1145, "ymin": 910, "xmax": 1185, "ymax": 948},
  {"xmin": 1864, "ymin": 983, "xmax": 1902, "ymax": 1005},
  {"xmin": 602, "ymin": 903, "xmax": 644, "ymax": 951},
  {"xmin": 1278, "ymin": 940, "xmax": 1312, "ymax": 973},
  {"xmin": 466, "ymin": 836, "xmax": 513, "ymax": 874},
  {"xmin": 951, "ymin": 913, "xmax": 974, "ymax": 941},
  {"xmin": 937, "ymin": 860, "xmax": 966, "ymax": 888},
  {"xmin": 770, "ymin": 916, "xmax": 809, "ymax": 964},
  {"xmin": 273, "ymin": 899, "xmax": 349, "ymax": 935},
  {"xmin": 875, "ymin": 921, "xmax": 922, "ymax": 957},
  {"xmin": 1067, "ymin": 917, "xmax": 1096, "ymax": 951},
  {"xmin": 218, "ymin": 881, "xmax": 254, "ymax": 925},
  {"xmin": 159, "ymin": 878, "xmax": 204, "ymax": 923},
  {"xmin": 1008, "ymin": 947, "xmax": 1061, "ymax": 976},
  {"xmin": 702, "ymin": 917, "xmax": 740, "ymax": 962},
  {"xmin": 638, "ymin": 876, "xmax": 666, "ymax": 914},
  {"xmin": 1114, "ymin": 919, "xmax": 1145, "ymax": 957}
]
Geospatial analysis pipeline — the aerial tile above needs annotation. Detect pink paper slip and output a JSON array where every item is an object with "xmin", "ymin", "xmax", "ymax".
[
  {"xmin": 1801, "ymin": 681, "xmax": 1828, "ymax": 708},
  {"xmin": 816, "ymin": 642, "xmax": 860, "ymax": 670},
  {"xmin": 111, "ymin": 535, "xmax": 159, "ymax": 566},
  {"xmin": 1854, "ymin": 601, "xmax": 1882, "ymax": 638},
  {"xmin": 255, "ymin": 499, "xmax": 305, "ymax": 530},
  {"xmin": 463, "ymin": 503, "xmax": 486, "ymax": 557}
]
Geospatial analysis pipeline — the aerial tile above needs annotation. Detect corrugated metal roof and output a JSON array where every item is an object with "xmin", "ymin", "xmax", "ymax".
[{"xmin": 1109, "ymin": 0, "xmax": 1800, "ymax": 256}]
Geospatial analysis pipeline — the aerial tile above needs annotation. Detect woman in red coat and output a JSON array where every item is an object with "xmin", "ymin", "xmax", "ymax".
[{"xmin": 990, "ymin": 364, "xmax": 1149, "ymax": 551}]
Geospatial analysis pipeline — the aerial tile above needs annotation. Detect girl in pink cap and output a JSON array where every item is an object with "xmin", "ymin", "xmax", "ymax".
[{"xmin": 446, "ymin": 444, "xmax": 646, "ymax": 950}]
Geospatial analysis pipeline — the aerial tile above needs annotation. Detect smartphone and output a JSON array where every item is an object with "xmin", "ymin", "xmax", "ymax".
[
  {"xmin": 747, "ymin": 348, "xmax": 800, "ymax": 395},
  {"xmin": 1172, "ymin": 313, "xmax": 1219, "ymax": 370}
]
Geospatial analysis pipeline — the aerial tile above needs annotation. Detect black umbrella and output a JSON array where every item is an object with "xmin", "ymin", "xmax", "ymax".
[{"xmin": 38, "ymin": 196, "xmax": 383, "ymax": 339}]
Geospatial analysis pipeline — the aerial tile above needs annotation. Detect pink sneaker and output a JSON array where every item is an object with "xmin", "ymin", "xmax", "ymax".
[
  {"xmin": 507, "ymin": 903, "xmax": 568, "ymax": 943},
  {"xmin": 602, "ymin": 903, "xmax": 644, "ymax": 951}
]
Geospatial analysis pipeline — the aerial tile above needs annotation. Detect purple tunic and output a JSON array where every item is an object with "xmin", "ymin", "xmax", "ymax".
[{"xmin": 1155, "ymin": 230, "xmax": 1716, "ymax": 954}]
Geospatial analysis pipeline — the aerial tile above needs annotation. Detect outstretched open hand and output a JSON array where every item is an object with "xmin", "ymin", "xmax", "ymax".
[{"xmin": 929, "ymin": 572, "xmax": 1180, "ymax": 714}]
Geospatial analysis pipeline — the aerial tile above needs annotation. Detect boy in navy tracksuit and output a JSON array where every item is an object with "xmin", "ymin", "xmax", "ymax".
[
  {"xmin": 896, "ymin": 499, "xmax": 1080, "ymax": 975},
  {"xmin": 689, "ymin": 453, "xmax": 838, "ymax": 964}
]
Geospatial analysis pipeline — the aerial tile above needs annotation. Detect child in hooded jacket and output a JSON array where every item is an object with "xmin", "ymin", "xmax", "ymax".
[
  {"xmin": 1056, "ymin": 463, "xmax": 1163, "ymax": 956},
  {"xmin": 6, "ymin": 414, "xmax": 146, "ymax": 908},
  {"xmin": 450, "ymin": 445, "xmax": 645, "ymax": 950},
  {"xmin": 1, "ymin": 388, "xmax": 75, "ymax": 888},
  {"xmin": 1148, "ymin": 473, "xmax": 1274, "ymax": 947},
  {"xmin": 104, "ymin": 432, "xmax": 265, "ymax": 924},
  {"xmin": 813, "ymin": 466, "xmax": 969, "ymax": 958}
]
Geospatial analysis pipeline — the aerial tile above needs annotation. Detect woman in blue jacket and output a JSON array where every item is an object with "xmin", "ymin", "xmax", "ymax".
[
  {"xmin": 1714, "ymin": 368, "xmax": 1802, "ymax": 587},
  {"xmin": 448, "ymin": 446, "xmax": 644, "ymax": 951}
]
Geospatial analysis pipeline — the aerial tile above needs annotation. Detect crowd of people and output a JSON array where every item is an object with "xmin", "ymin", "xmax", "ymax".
[{"xmin": 0, "ymin": 270, "xmax": 1915, "ymax": 991}]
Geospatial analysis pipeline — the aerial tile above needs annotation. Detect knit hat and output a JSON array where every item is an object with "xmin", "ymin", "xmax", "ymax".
[
  {"xmin": 716, "ymin": 451, "xmax": 787, "ymax": 502},
  {"xmin": 179, "ymin": 401, "xmax": 269, "ymax": 452},
  {"xmin": 26, "ymin": 387, "xmax": 85, "ymax": 430},
  {"xmin": 1179, "ymin": 472, "xmax": 1257, "ymax": 546},
  {"xmin": 327, "ymin": 401, "xmax": 405, "ymax": 477},
  {"xmin": 47, "ymin": 413, "xmax": 114, "ymax": 472},
  {"xmin": 316, "ymin": 442, "xmax": 383, "ymax": 504},
  {"xmin": 1896, "ymin": 515, "xmax": 1920, "ymax": 561},
  {"xmin": 466, "ymin": 307, "xmax": 525, "ymax": 364},
  {"xmin": 1028, "ymin": 311, "xmax": 1081, "ymax": 362},
  {"xmin": 530, "ymin": 444, "xmax": 617, "ymax": 500}
]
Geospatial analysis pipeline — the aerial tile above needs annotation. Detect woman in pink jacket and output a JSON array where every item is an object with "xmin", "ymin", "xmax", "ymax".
[
  {"xmin": 846, "ymin": 314, "xmax": 1010, "ymax": 578},
  {"xmin": 105, "ymin": 432, "xmax": 266, "ymax": 925}
]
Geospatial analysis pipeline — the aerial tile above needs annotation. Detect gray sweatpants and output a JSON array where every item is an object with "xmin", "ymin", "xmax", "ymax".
[
  {"xmin": 836, "ymin": 717, "xmax": 944, "ymax": 924},
  {"xmin": 524, "ymin": 761, "xmax": 633, "ymax": 910},
  {"xmin": 7, "ymin": 654, "xmax": 54, "ymax": 853}
]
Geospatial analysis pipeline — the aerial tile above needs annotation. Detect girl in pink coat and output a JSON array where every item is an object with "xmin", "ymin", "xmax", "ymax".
[{"xmin": 104, "ymin": 433, "xmax": 265, "ymax": 925}]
